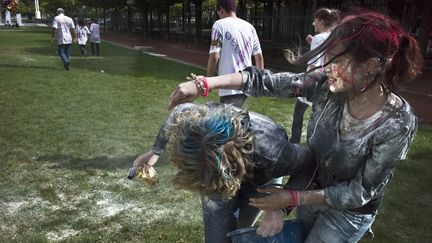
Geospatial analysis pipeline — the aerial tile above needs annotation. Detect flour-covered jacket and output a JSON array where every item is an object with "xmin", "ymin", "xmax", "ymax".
[
  {"xmin": 151, "ymin": 102, "xmax": 313, "ymax": 186},
  {"xmin": 239, "ymin": 66, "xmax": 417, "ymax": 212}
]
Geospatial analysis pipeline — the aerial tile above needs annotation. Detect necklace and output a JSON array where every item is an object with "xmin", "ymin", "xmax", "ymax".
[{"xmin": 341, "ymin": 95, "xmax": 378, "ymax": 133}]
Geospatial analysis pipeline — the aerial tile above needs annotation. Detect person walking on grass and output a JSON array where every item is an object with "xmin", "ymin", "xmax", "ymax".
[
  {"xmin": 290, "ymin": 8, "xmax": 340, "ymax": 143},
  {"xmin": 89, "ymin": 18, "xmax": 101, "ymax": 56},
  {"xmin": 76, "ymin": 19, "xmax": 90, "ymax": 57},
  {"xmin": 207, "ymin": 0, "xmax": 264, "ymax": 108},
  {"xmin": 52, "ymin": 8, "xmax": 77, "ymax": 71},
  {"xmin": 168, "ymin": 11, "xmax": 422, "ymax": 242}
]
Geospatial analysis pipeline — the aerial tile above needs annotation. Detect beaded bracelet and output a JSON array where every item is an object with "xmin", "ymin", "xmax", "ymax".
[
  {"xmin": 194, "ymin": 79, "xmax": 206, "ymax": 96},
  {"xmin": 197, "ymin": 75, "xmax": 209, "ymax": 97}
]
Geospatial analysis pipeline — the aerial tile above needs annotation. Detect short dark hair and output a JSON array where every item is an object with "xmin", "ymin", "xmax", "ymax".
[
  {"xmin": 216, "ymin": 0, "xmax": 237, "ymax": 13},
  {"xmin": 314, "ymin": 8, "xmax": 340, "ymax": 28}
]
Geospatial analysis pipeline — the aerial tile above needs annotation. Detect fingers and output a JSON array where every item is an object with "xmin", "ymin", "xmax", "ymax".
[
  {"xmin": 132, "ymin": 157, "xmax": 145, "ymax": 168},
  {"xmin": 168, "ymin": 91, "xmax": 193, "ymax": 110},
  {"xmin": 249, "ymin": 199, "xmax": 270, "ymax": 209},
  {"xmin": 168, "ymin": 87, "xmax": 182, "ymax": 110},
  {"xmin": 257, "ymin": 187, "xmax": 279, "ymax": 194},
  {"xmin": 143, "ymin": 164, "xmax": 152, "ymax": 174},
  {"xmin": 147, "ymin": 154, "xmax": 160, "ymax": 167},
  {"xmin": 132, "ymin": 152, "xmax": 150, "ymax": 168},
  {"xmin": 256, "ymin": 225, "xmax": 275, "ymax": 238},
  {"xmin": 256, "ymin": 211, "xmax": 284, "ymax": 237},
  {"xmin": 168, "ymin": 81, "xmax": 199, "ymax": 110}
]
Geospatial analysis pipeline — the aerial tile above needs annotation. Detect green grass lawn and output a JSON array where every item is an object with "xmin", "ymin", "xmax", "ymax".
[{"xmin": 0, "ymin": 27, "xmax": 431, "ymax": 242}]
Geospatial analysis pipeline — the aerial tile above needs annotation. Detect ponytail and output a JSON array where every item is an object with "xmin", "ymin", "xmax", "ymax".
[{"xmin": 385, "ymin": 33, "xmax": 423, "ymax": 90}]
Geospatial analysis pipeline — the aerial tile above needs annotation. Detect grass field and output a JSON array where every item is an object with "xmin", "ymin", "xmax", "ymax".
[{"xmin": 0, "ymin": 27, "xmax": 431, "ymax": 242}]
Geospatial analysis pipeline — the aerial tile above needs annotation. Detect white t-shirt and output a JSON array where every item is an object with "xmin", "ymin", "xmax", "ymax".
[
  {"xmin": 307, "ymin": 32, "xmax": 330, "ymax": 67},
  {"xmin": 52, "ymin": 13, "xmax": 75, "ymax": 44},
  {"xmin": 209, "ymin": 17, "xmax": 262, "ymax": 96},
  {"xmin": 76, "ymin": 25, "xmax": 90, "ymax": 45},
  {"xmin": 90, "ymin": 23, "xmax": 101, "ymax": 43}
]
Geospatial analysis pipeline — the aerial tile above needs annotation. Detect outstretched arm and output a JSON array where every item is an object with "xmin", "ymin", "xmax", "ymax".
[
  {"xmin": 168, "ymin": 72, "xmax": 243, "ymax": 110},
  {"xmin": 131, "ymin": 103, "xmax": 199, "ymax": 170},
  {"xmin": 168, "ymin": 67, "xmax": 327, "ymax": 110}
]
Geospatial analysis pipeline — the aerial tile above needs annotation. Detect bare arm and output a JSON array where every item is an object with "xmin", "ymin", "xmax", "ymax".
[
  {"xmin": 51, "ymin": 28, "xmax": 56, "ymax": 43},
  {"xmin": 207, "ymin": 52, "xmax": 220, "ymax": 76},
  {"xmin": 249, "ymin": 188, "xmax": 326, "ymax": 211},
  {"xmin": 254, "ymin": 53, "xmax": 264, "ymax": 70},
  {"xmin": 71, "ymin": 27, "xmax": 77, "ymax": 42}
]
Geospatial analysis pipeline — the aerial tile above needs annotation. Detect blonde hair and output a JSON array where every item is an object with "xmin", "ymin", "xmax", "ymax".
[{"xmin": 166, "ymin": 105, "xmax": 254, "ymax": 199}]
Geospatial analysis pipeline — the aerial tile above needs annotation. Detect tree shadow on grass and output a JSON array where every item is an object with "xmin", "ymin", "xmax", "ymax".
[
  {"xmin": 24, "ymin": 42, "xmax": 138, "ymax": 58},
  {"xmin": 37, "ymin": 153, "xmax": 169, "ymax": 171},
  {"xmin": 23, "ymin": 43, "xmax": 202, "ymax": 78},
  {"xmin": 0, "ymin": 63, "xmax": 58, "ymax": 70}
]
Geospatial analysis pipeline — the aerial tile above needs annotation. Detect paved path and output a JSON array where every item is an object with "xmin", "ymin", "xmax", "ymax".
[{"xmin": 103, "ymin": 32, "xmax": 432, "ymax": 125}]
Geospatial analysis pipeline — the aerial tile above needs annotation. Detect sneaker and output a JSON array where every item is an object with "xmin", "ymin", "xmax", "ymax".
[{"xmin": 64, "ymin": 64, "xmax": 70, "ymax": 71}]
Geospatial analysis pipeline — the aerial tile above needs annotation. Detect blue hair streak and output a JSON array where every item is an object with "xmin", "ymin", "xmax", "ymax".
[{"xmin": 201, "ymin": 113, "xmax": 235, "ymax": 180}]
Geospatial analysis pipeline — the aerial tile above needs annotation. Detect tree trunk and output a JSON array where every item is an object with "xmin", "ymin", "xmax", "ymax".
[
  {"xmin": 183, "ymin": 0, "xmax": 189, "ymax": 48},
  {"xmin": 182, "ymin": 0, "xmax": 186, "ymax": 31},
  {"xmin": 149, "ymin": 9, "xmax": 153, "ymax": 37},
  {"xmin": 419, "ymin": 0, "xmax": 432, "ymax": 56},
  {"xmin": 195, "ymin": 0, "xmax": 202, "ymax": 41},
  {"xmin": 254, "ymin": 0, "xmax": 258, "ymax": 26},
  {"xmin": 128, "ymin": 4, "xmax": 132, "ymax": 31},
  {"xmin": 238, "ymin": 0, "xmax": 247, "ymax": 19},
  {"xmin": 103, "ymin": 7, "xmax": 106, "ymax": 32},
  {"xmin": 264, "ymin": 0, "xmax": 273, "ymax": 39},
  {"xmin": 142, "ymin": 3, "xmax": 149, "ymax": 36},
  {"xmin": 165, "ymin": 0, "xmax": 170, "ymax": 40}
]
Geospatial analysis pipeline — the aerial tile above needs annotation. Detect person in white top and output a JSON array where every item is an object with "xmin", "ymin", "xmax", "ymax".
[
  {"xmin": 290, "ymin": 8, "xmax": 340, "ymax": 143},
  {"xmin": 51, "ymin": 8, "xmax": 76, "ymax": 71},
  {"xmin": 207, "ymin": 0, "xmax": 264, "ymax": 108},
  {"xmin": 89, "ymin": 19, "xmax": 101, "ymax": 56},
  {"xmin": 76, "ymin": 19, "xmax": 90, "ymax": 56}
]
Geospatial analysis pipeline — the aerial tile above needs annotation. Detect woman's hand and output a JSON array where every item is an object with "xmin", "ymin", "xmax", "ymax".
[
  {"xmin": 168, "ymin": 80, "xmax": 199, "ymax": 110},
  {"xmin": 249, "ymin": 187, "xmax": 292, "ymax": 211},
  {"xmin": 306, "ymin": 34, "xmax": 313, "ymax": 45},
  {"xmin": 256, "ymin": 210, "xmax": 285, "ymax": 237},
  {"xmin": 132, "ymin": 151, "xmax": 160, "ymax": 173}
]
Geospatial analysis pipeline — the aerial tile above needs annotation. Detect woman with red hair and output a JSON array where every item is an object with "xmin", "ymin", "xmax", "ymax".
[{"xmin": 168, "ymin": 11, "xmax": 422, "ymax": 242}]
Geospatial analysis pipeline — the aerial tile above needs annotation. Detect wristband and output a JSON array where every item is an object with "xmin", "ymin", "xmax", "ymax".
[{"xmin": 197, "ymin": 76, "xmax": 209, "ymax": 97}]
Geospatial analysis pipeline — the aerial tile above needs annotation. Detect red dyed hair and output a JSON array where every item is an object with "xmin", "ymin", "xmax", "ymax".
[{"xmin": 298, "ymin": 11, "xmax": 423, "ymax": 90}]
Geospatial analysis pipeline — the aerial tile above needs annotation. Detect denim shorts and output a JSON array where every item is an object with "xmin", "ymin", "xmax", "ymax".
[{"xmin": 297, "ymin": 204, "xmax": 376, "ymax": 243}]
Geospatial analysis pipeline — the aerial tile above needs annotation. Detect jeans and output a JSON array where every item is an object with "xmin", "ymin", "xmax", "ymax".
[
  {"xmin": 58, "ymin": 44, "xmax": 71, "ymax": 67},
  {"xmin": 201, "ymin": 179, "xmax": 278, "ymax": 243},
  {"xmin": 297, "ymin": 204, "xmax": 376, "ymax": 243},
  {"xmin": 220, "ymin": 94, "xmax": 247, "ymax": 108},
  {"xmin": 91, "ymin": 42, "xmax": 100, "ymax": 56},
  {"xmin": 290, "ymin": 98, "xmax": 310, "ymax": 143},
  {"xmin": 79, "ymin": 44, "xmax": 87, "ymax": 56}
]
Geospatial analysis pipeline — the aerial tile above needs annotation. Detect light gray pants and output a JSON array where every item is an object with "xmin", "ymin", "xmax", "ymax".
[{"xmin": 298, "ymin": 204, "xmax": 376, "ymax": 243}]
